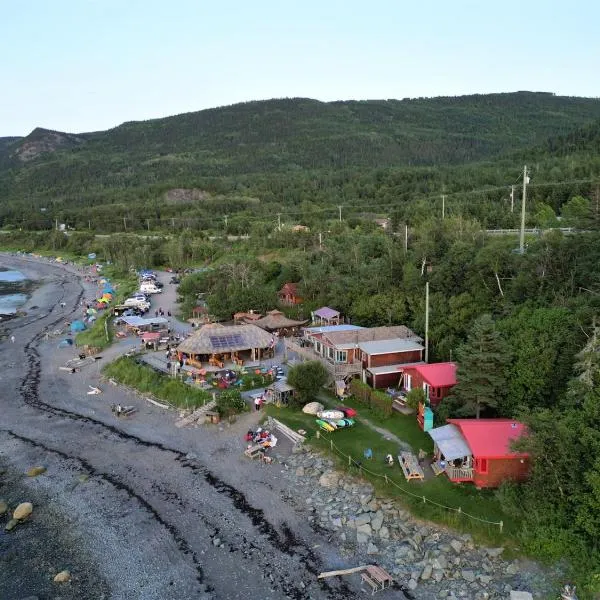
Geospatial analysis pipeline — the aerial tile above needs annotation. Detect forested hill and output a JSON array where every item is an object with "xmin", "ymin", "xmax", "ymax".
[
  {"xmin": 3, "ymin": 92, "xmax": 600, "ymax": 170},
  {"xmin": 2, "ymin": 91, "xmax": 600, "ymax": 232}
]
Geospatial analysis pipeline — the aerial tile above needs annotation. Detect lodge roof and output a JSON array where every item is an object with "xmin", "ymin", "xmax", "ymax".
[
  {"xmin": 323, "ymin": 325, "xmax": 422, "ymax": 348},
  {"xmin": 407, "ymin": 362, "xmax": 457, "ymax": 387},
  {"xmin": 177, "ymin": 323, "xmax": 274, "ymax": 355},
  {"xmin": 358, "ymin": 338, "xmax": 424, "ymax": 355},
  {"xmin": 248, "ymin": 310, "xmax": 307, "ymax": 331},
  {"xmin": 278, "ymin": 282, "xmax": 299, "ymax": 296}
]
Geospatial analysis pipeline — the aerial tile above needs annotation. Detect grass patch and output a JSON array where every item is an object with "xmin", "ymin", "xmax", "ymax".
[
  {"xmin": 75, "ymin": 266, "xmax": 137, "ymax": 350},
  {"xmin": 103, "ymin": 356, "xmax": 212, "ymax": 409},
  {"xmin": 265, "ymin": 402, "xmax": 517, "ymax": 547}
]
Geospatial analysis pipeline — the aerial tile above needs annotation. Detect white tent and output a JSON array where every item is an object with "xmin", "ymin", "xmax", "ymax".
[{"xmin": 428, "ymin": 424, "xmax": 472, "ymax": 461}]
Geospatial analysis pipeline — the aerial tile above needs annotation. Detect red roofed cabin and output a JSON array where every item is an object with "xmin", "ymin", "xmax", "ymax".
[
  {"xmin": 428, "ymin": 419, "xmax": 530, "ymax": 488},
  {"xmin": 278, "ymin": 283, "xmax": 302, "ymax": 306},
  {"xmin": 402, "ymin": 362, "xmax": 457, "ymax": 408}
]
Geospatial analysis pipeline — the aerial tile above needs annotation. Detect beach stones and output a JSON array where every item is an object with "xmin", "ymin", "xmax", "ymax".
[
  {"xmin": 53, "ymin": 570, "xmax": 71, "ymax": 583},
  {"xmin": 27, "ymin": 466, "xmax": 47, "ymax": 477},
  {"xmin": 13, "ymin": 501, "xmax": 33, "ymax": 520},
  {"xmin": 5, "ymin": 518, "xmax": 19, "ymax": 531},
  {"xmin": 0, "ymin": 500, "xmax": 7, "ymax": 515}
]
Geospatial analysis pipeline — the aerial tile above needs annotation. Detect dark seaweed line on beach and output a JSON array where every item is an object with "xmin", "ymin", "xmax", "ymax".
[{"xmin": 13, "ymin": 271, "xmax": 351, "ymax": 599}]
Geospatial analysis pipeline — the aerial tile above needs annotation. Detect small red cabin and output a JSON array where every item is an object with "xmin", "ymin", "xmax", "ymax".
[
  {"xmin": 428, "ymin": 419, "xmax": 530, "ymax": 488},
  {"xmin": 278, "ymin": 282, "xmax": 303, "ymax": 305},
  {"xmin": 402, "ymin": 362, "xmax": 457, "ymax": 408}
]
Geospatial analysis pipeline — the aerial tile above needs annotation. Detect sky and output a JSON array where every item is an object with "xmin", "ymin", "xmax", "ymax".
[{"xmin": 1, "ymin": 0, "xmax": 599, "ymax": 136}]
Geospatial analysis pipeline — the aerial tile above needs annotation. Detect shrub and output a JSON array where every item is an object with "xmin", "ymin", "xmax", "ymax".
[
  {"xmin": 405, "ymin": 388, "xmax": 426, "ymax": 410},
  {"xmin": 216, "ymin": 390, "xmax": 248, "ymax": 417}
]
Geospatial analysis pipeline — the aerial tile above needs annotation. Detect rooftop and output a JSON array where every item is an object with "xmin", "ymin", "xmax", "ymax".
[
  {"xmin": 358, "ymin": 338, "xmax": 424, "ymax": 356},
  {"xmin": 410, "ymin": 362, "xmax": 457, "ymax": 387},
  {"xmin": 448, "ymin": 419, "xmax": 529, "ymax": 459},
  {"xmin": 324, "ymin": 325, "xmax": 422, "ymax": 347},
  {"xmin": 313, "ymin": 306, "xmax": 340, "ymax": 320},
  {"xmin": 177, "ymin": 323, "xmax": 274, "ymax": 355},
  {"xmin": 366, "ymin": 361, "xmax": 425, "ymax": 376},
  {"xmin": 304, "ymin": 324, "xmax": 363, "ymax": 334}
]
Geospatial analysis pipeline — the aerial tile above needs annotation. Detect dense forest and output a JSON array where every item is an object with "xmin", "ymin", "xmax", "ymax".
[
  {"xmin": 1, "ymin": 92, "xmax": 600, "ymax": 234},
  {"xmin": 3, "ymin": 91, "xmax": 600, "ymax": 594}
]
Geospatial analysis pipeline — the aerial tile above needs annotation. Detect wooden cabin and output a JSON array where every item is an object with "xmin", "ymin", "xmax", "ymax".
[
  {"xmin": 402, "ymin": 362, "xmax": 457, "ymax": 408},
  {"xmin": 428, "ymin": 419, "xmax": 530, "ymax": 488},
  {"xmin": 278, "ymin": 283, "xmax": 303, "ymax": 306}
]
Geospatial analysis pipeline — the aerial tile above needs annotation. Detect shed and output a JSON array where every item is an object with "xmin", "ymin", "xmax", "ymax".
[
  {"xmin": 278, "ymin": 283, "xmax": 303, "ymax": 305},
  {"xmin": 266, "ymin": 379, "xmax": 295, "ymax": 407},
  {"xmin": 403, "ymin": 362, "xmax": 457, "ymax": 407},
  {"xmin": 311, "ymin": 306, "xmax": 340, "ymax": 326}
]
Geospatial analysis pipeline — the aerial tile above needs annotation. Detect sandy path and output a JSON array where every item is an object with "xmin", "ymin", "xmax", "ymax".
[{"xmin": 0, "ymin": 255, "xmax": 361, "ymax": 600}]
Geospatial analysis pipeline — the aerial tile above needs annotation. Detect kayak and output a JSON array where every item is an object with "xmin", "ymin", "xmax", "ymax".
[
  {"xmin": 334, "ymin": 418, "xmax": 355, "ymax": 428},
  {"xmin": 316, "ymin": 419, "xmax": 336, "ymax": 432},
  {"xmin": 317, "ymin": 410, "xmax": 345, "ymax": 420}
]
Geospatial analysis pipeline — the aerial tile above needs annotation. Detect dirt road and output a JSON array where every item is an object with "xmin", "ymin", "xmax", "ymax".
[{"xmin": 0, "ymin": 256, "xmax": 359, "ymax": 600}]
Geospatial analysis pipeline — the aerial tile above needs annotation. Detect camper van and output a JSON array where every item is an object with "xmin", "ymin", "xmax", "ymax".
[{"xmin": 140, "ymin": 281, "xmax": 162, "ymax": 294}]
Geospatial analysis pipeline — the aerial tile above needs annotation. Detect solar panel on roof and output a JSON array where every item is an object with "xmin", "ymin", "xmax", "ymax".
[{"xmin": 209, "ymin": 334, "xmax": 245, "ymax": 349}]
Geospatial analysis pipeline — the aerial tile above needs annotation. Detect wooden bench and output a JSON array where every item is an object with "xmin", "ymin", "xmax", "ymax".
[
  {"xmin": 244, "ymin": 444, "xmax": 265, "ymax": 459},
  {"xmin": 398, "ymin": 451, "xmax": 425, "ymax": 481},
  {"xmin": 361, "ymin": 565, "xmax": 394, "ymax": 594}
]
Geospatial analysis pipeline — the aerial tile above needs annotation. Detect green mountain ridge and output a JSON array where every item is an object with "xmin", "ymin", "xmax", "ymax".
[{"xmin": 1, "ymin": 91, "xmax": 600, "ymax": 232}]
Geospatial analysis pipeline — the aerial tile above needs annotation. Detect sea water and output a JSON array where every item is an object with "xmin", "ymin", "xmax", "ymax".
[{"xmin": 0, "ymin": 269, "xmax": 29, "ymax": 315}]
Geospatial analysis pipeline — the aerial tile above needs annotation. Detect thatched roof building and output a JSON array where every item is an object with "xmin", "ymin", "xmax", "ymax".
[
  {"xmin": 177, "ymin": 323, "xmax": 274, "ymax": 356},
  {"xmin": 248, "ymin": 310, "xmax": 307, "ymax": 332}
]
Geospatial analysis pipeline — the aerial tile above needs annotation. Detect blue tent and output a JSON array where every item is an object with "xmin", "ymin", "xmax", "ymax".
[
  {"xmin": 58, "ymin": 339, "xmax": 74, "ymax": 348},
  {"xmin": 70, "ymin": 320, "xmax": 86, "ymax": 332},
  {"xmin": 103, "ymin": 287, "xmax": 115, "ymax": 295}
]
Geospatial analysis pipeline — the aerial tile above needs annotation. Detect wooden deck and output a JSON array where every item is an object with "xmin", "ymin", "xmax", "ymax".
[{"xmin": 398, "ymin": 452, "xmax": 425, "ymax": 481}]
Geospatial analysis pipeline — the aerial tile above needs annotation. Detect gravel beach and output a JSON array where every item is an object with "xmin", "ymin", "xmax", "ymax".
[{"xmin": 0, "ymin": 255, "xmax": 358, "ymax": 600}]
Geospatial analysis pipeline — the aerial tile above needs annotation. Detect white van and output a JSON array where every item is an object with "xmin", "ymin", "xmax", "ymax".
[{"xmin": 140, "ymin": 281, "xmax": 162, "ymax": 294}]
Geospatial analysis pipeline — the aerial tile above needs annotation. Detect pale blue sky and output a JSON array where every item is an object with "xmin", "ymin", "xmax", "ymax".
[{"xmin": 2, "ymin": 0, "xmax": 598, "ymax": 136}]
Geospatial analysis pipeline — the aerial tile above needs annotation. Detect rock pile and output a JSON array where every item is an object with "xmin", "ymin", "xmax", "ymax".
[{"xmin": 282, "ymin": 448, "xmax": 554, "ymax": 599}]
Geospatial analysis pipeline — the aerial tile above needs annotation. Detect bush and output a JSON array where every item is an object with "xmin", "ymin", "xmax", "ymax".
[
  {"xmin": 405, "ymin": 388, "xmax": 426, "ymax": 410},
  {"xmin": 103, "ymin": 357, "xmax": 211, "ymax": 408},
  {"xmin": 216, "ymin": 390, "xmax": 248, "ymax": 418},
  {"xmin": 286, "ymin": 361, "xmax": 328, "ymax": 404}
]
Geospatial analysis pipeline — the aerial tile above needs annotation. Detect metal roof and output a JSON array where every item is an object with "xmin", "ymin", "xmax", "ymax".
[
  {"xmin": 428, "ymin": 424, "xmax": 473, "ymax": 461},
  {"xmin": 408, "ymin": 362, "xmax": 457, "ymax": 387},
  {"xmin": 313, "ymin": 306, "xmax": 340, "ymax": 319},
  {"xmin": 448, "ymin": 419, "xmax": 529, "ymax": 459},
  {"xmin": 304, "ymin": 324, "xmax": 363, "ymax": 334},
  {"xmin": 119, "ymin": 316, "xmax": 168, "ymax": 327},
  {"xmin": 268, "ymin": 379, "xmax": 295, "ymax": 393},
  {"xmin": 366, "ymin": 361, "xmax": 425, "ymax": 376},
  {"xmin": 359, "ymin": 338, "xmax": 424, "ymax": 355}
]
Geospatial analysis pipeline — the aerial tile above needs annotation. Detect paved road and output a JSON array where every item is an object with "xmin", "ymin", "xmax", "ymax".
[{"xmin": 0, "ymin": 255, "xmax": 358, "ymax": 600}]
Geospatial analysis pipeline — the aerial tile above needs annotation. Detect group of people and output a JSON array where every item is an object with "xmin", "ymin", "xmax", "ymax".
[
  {"xmin": 154, "ymin": 308, "xmax": 171, "ymax": 318},
  {"xmin": 245, "ymin": 427, "xmax": 278, "ymax": 449}
]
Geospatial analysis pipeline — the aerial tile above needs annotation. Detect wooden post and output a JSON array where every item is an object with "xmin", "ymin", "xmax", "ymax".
[
  {"xmin": 423, "ymin": 496, "xmax": 426, "ymax": 504},
  {"xmin": 348, "ymin": 455, "xmax": 351, "ymax": 466},
  {"xmin": 330, "ymin": 440, "xmax": 333, "ymax": 450},
  {"xmin": 384, "ymin": 474, "xmax": 388, "ymax": 484},
  {"xmin": 499, "ymin": 520, "xmax": 503, "ymax": 533}
]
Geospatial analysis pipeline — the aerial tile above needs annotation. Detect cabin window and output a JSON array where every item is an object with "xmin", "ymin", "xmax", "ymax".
[
  {"xmin": 335, "ymin": 350, "xmax": 347, "ymax": 363},
  {"xmin": 327, "ymin": 347, "xmax": 334, "ymax": 360},
  {"xmin": 476, "ymin": 458, "xmax": 489, "ymax": 474},
  {"xmin": 315, "ymin": 341, "xmax": 321, "ymax": 354}
]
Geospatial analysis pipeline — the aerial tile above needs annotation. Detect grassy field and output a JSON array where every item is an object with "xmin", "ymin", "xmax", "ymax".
[
  {"xmin": 265, "ymin": 401, "xmax": 517, "ymax": 547},
  {"xmin": 103, "ymin": 356, "xmax": 212, "ymax": 409}
]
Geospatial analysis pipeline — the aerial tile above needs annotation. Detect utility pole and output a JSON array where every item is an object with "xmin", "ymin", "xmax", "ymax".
[
  {"xmin": 404, "ymin": 224, "xmax": 408, "ymax": 254},
  {"xmin": 519, "ymin": 165, "xmax": 528, "ymax": 254},
  {"xmin": 277, "ymin": 213, "xmax": 281, "ymax": 232},
  {"xmin": 510, "ymin": 185, "xmax": 515, "ymax": 213},
  {"xmin": 55, "ymin": 218, "xmax": 58, "ymax": 231},
  {"xmin": 146, "ymin": 219, "xmax": 150, "ymax": 231},
  {"xmin": 424, "ymin": 282, "xmax": 429, "ymax": 363},
  {"xmin": 441, "ymin": 195, "xmax": 445, "ymax": 219},
  {"xmin": 319, "ymin": 232, "xmax": 323, "ymax": 250},
  {"xmin": 338, "ymin": 205, "xmax": 342, "ymax": 222}
]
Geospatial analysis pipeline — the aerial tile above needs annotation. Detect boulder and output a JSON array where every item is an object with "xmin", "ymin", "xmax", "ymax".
[
  {"xmin": 53, "ymin": 570, "xmax": 71, "ymax": 583},
  {"xmin": 449, "ymin": 539, "xmax": 463, "ymax": 553},
  {"xmin": 506, "ymin": 562, "xmax": 519, "ymax": 575},
  {"xmin": 302, "ymin": 402, "xmax": 324, "ymax": 415},
  {"xmin": 354, "ymin": 513, "xmax": 372, "ymax": 527},
  {"xmin": 432, "ymin": 556, "xmax": 447, "ymax": 570},
  {"xmin": 331, "ymin": 517, "xmax": 343, "ymax": 528},
  {"xmin": 356, "ymin": 532, "xmax": 369, "ymax": 545},
  {"xmin": 5, "ymin": 518, "xmax": 19, "ymax": 531},
  {"xmin": 26, "ymin": 466, "xmax": 47, "ymax": 477},
  {"xmin": 13, "ymin": 502, "xmax": 33, "ymax": 520},
  {"xmin": 420, "ymin": 565, "xmax": 433, "ymax": 580},
  {"xmin": 485, "ymin": 547, "xmax": 504, "ymax": 558},
  {"xmin": 356, "ymin": 524, "xmax": 372, "ymax": 536},
  {"xmin": 510, "ymin": 593, "xmax": 533, "ymax": 600},
  {"xmin": 478, "ymin": 574, "xmax": 492, "ymax": 585},
  {"xmin": 366, "ymin": 542, "xmax": 379, "ymax": 555},
  {"xmin": 295, "ymin": 467, "xmax": 305, "ymax": 477},
  {"xmin": 407, "ymin": 579, "xmax": 418, "ymax": 591},
  {"xmin": 379, "ymin": 526, "xmax": 390, "ymax": 539},
  {"xmin": 461, "ymin": 570, "xmax": 476, "ymax": 583},
  {"xmin": 318, "ymin": 471, "xmax": 340, "ymax": 488},
  {"xmin": 371, "ymin": 511, "xmax": 384, "ymax": 531}
]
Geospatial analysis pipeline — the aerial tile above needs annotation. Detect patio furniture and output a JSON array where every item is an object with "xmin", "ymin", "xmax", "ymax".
[{"xmin": 398, "ymin": 451, "xmax": 425, "ymax": 481}]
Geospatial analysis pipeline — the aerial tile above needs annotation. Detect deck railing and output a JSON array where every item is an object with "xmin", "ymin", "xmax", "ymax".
[
  {"xmin": 284, "ymin": 338, "xmax": 362, "ymax": 380},
  {"xmin": 446, "ymin": 466, "xmax": 474, "ymax": 480}
]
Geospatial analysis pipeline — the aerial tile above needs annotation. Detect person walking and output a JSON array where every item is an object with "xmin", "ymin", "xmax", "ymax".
[
  {"xmin": 10, "ymin": 335, "xmax": 15, "ymax": 343},
  {"xmin": 254, "ymin": 396, "xmax": 262, "ymax": 411}
]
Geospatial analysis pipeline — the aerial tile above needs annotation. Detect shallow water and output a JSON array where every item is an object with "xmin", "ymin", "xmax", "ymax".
[{"xmin": 0, "ymin": 269, "xmax": 29, "ymax": 314}]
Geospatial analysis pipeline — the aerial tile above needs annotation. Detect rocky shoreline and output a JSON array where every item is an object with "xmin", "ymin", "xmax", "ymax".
[{"xmin": 280, "ymin": 447, "xmax": 556, "ymax": 599}]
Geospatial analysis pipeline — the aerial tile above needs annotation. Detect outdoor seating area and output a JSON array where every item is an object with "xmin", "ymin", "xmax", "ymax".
[
  {"xmin": 398, "ymin": 451, "xmax": 425, "ymax": 481},
  {"xmin": 244, "ymin": 427, "xmax": 278, "ymax": 459}
]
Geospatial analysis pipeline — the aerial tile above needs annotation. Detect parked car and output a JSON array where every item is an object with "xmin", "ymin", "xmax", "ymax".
[{"xmin": 140, "ymin": 281, "xmax": 162, "ymax": 294}]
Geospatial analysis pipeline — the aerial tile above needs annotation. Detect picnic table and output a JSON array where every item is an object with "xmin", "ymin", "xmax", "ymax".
[
  {"xmin": 398, "ymin": 451, "xmax": 425, "ymax": 481},
  {"xmin": 361, "ymin": 565, "xmax": 394, "ymax": 594}
]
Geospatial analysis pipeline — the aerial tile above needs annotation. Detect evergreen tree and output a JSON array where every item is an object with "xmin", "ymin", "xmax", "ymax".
[{"xmin": 450, "ymin": 314, "xmax": 509, "ymax": 418}]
